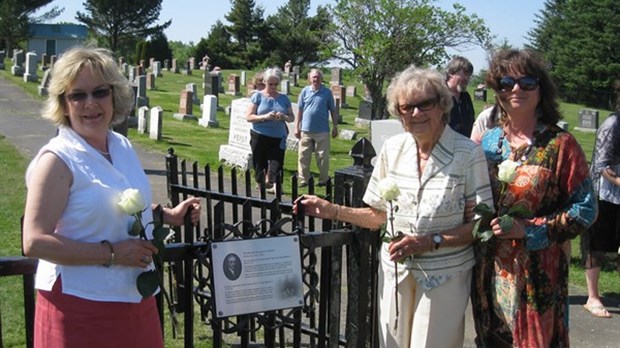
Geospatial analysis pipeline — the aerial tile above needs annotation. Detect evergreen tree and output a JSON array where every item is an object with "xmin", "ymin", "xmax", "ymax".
[
  {"xmin": 528, "ymin": 0, "xmax": 619, "ymax": 107},
  {"xmin": 224, "ymin": 0, "xmax": 265, "ymax": 68}
]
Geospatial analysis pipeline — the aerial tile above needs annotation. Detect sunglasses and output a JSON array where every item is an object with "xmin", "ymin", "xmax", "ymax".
[
  {"xmin": 65, "ymin": 87, "xmax": 112, "ymax": 102},
  {"xmin": 498, "ymin": 76, "xmax": 539, "ymax": 92},
  {"xmin": 398, "ymin": 96, "xmax": 438, "ymax": 114}
]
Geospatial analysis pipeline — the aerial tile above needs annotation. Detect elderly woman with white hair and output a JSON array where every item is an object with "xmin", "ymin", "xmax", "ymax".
[{"xmin": 295, "ymin": 66, "xmax": 493, "ymax": 347}]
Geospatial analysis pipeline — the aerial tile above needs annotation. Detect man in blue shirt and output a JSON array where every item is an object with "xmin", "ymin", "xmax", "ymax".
[{"xmin": 295, "ymin": 69, "xmax": 339, "ymax": 187}]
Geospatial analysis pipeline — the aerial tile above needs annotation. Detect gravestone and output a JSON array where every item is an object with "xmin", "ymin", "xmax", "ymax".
[
  {"xmin": 40, "ymin": 53, "xmax": 48, "ymax": 71},
  {"xmin": 286, "ymin": 103, "xmax": 300, "ymax": 151},
  {"xmin": 346, "ymin": 86, "xmax": 357, "ymax": 97},
  {"xmin": 218, "ymin": 98, "xmax": 254, "ymax": 169},
  {"xmin": 557, "ymin": 121, "xmax": 569, "ymax": 131},
  {"xmin": 240, "ymin": 71, "xmax": 246, "ymax": 86},
  {"xmin": 149, "ymin": 57, "xmax": 155, "ymax": 68},
  {"xmin": 146, "ymin": 72, "xmax": 155, "ymax": 90},
  {"xmin": 149, "ymin": 106, "xmax": 163, "ymax": 140},
  {"xmin": 281, "ymin": 80, "xmax": 290, "ymax": 95},
  {"xmin": 163, "ymin": 59, "xmax": 169, "ymax": 71},
  {"xmin": 292, "ymin": 65, "xmax": 300, "ymax": 76},
  {"xmin": 226, "ymin": 74, "xmax": 240, "ymax": 96},
  {"xmin": 370, "ymin": 119, "xmax": 404, "ymax": 164},
  {"xmin": 152, "ymin": 61, "xmax": 162, "ymax": 77},
  {"xmin": 137, "ymin": 65, "xmax": 145, "ymax": 76},
  {"xmin": 199, "ymin": 95, "xmax": 218, "ymax": 128},
  {"xmin": 119, "ymin": 57, "xmax": 126, "ymax": 65},
  {"xmin": 575, "ymin": 109, "xmax": 599, "ymax": 132},
  {"xmin": 121, "ymin": 63, "xmax": 129, "ymax": 78},
  {"xmin": 37, "ymin": 69, "xmax": 51, "ymax": 96},
  {"xmin": 186, "ymin": 83, "xmax": 200, "ymax": 104},
  {"xmin": 474, "ymin": 87, "xmax": 487, "ymax": 102},
  {"xmin": 128, "ymin": 66, "xmax": 136, "ymax": 82},
  {"xmin": 330, "ymin": 68, "xmax": 342, "ymax": 86},
  {"xmin": 0, "ymin": 50, "xmax": 5, "ymax": 69},
  {"xmin": 331, "ymin": 84, "xmax": 346, "ymax": 108},
  {"xmin": 139, "ymin": 59, "xmax": 145, "ymax": 68},
  {"xmin": 50, "ymin": 55, "xmax": 57, "ymax": 68},
  {"xmin": 137, "ymin": 106, "xmax": 149, "ymax": 134},
  {"xmin": 182, "ymin": 60, "xmax": 192, "ymax": 75},
  {"xmin": 284, "ymin": 60, "xmax": 292, "ymax": 74},
  {"xmin": 173, "ymin": 90, "xmax": 196, "ymax": 120},
  {"xmin": 204, "ymin": 73, "xmax": 220, "ymax": 107},
  {"xmin": 289, "ymin": 72, "xmax": 298, "ymax": 87},
  {"xmin": 356, "ymin": 100, "xmax": 374, "ymax": 127},
  {"xmin": 23, "ymin": 52, "xmax": 38, "ymax": 82},
  {"xmin": 171, "ymin": 59, "xmax": 179, "ymax": 73},
  {"xmin": 338, "ymin": 129, "xmax": 358, "ymax": 141},
  {"xmin": 189, "ymin": 57, "xmax": 196, "ymax": 70},
  {"xmin": 136, "ymin": 75, "xmax": 149, "ymax": 108},
  {"xmin": 11, "ymin": 50, "xmax": 25, "ymax": 76},
  {"xmin": 201, "ymin": 55, "xmax": 210, "ymax": 70}
]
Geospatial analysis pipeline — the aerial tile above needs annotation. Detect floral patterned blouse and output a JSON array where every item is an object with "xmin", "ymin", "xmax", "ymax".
[{"xmin": 472, "ymin": 123, "xmax": 597, "ymax": 347}]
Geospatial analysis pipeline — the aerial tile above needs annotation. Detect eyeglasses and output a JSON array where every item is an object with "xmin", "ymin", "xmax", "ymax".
[
  {"xmin": 65, "ymin": 87, "xmax": 112, "ymax": 102},
  {"xmin": 498, "ymin": 76, "xmax": 539, "ymax": 92},
  {"xmin": 398, "ymin": 96, "xmax": 438, "ymax": 114}
]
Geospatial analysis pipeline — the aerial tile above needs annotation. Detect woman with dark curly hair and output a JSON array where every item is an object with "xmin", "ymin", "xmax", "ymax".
[{"xmin": 471, "ymin": 48, "xmax": 597, "ymax": 347}]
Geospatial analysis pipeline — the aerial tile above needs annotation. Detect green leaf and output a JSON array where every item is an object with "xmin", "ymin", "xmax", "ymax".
[
  {"xmin": 472, "ymin": 218, "xmax": 494, "ymax": 242},
  {"xmin": 473, "ymin": 203, "xmax": 494, "ymax": 216},
  {"xmin": 137, "ymin": 270, "xmax": 160, "ymax": 298},
  {"xmin": 498, "ymin": 214, "xmax": 514, "ymax": 232},
  {"xmin": 129, "ymin": 218, "xmax": 142, "ymax": 236}
]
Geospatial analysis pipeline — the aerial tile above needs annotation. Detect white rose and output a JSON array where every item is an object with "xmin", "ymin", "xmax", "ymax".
[
  {"xmin": 497, "ymin": 160, "xmax": 519, "ymax": 184},
  {"xmin": 117, "ymin": 188, "xmax": 145, "ymax": 215},
  {"xmin": 378, "ymin": 178, "xmax": 400, "ymax": 202}
]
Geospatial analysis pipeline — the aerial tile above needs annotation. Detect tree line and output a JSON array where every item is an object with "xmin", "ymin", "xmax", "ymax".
[{"xmin": 1, "ymin": 0, "xmax": 617, "ymax": 109}]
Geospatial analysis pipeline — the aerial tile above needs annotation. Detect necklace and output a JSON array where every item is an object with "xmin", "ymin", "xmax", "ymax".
[{"xmin": 497, "ymin": 129, "xmax": 534, "ymax": 163}]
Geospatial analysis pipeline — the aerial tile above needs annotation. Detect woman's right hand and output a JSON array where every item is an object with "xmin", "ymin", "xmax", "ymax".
[{"xmin": 112, "ymin": 239, "xmax": 159, "ymax": 268}]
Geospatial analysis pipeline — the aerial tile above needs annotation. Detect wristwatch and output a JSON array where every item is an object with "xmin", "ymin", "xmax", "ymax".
[{"xmin": 432, "ymin": 233, "xmax": 443, "ymax": 250}]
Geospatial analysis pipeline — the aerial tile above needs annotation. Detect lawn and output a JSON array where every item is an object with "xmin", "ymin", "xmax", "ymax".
[{"xmin": 1, "ymin": 58, "xmax": 618, "ymax": 347}]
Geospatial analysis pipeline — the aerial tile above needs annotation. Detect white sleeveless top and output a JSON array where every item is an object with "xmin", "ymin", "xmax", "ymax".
[{"xmin": 26, "ymin": 126, "xmax": 155, "ymax": 303}]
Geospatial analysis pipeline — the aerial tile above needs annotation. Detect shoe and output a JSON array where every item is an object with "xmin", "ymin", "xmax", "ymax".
[{"xmin": 583, "ymin": 304, "xmax": 612, "ymax": 318}]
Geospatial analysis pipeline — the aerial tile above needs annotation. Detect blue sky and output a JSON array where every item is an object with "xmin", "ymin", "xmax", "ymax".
[{"xmin": 37, "ymin": 0, "xmax": 544, "ymax": 73}]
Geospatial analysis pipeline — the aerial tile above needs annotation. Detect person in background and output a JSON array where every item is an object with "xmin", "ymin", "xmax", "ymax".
[
  {"xmin": 295, "ymin": 66, "xmax": 493, "ymax": 347},
  {"xmin": 294, "ymin": 69, "xmax": 339, "ymax": 187},
  {"xmin": 248, "ymin": 71, "xmax": 265, "ymax": 96},
  {"xmin": 581, "ymin": 87, "xmax": 620, "ymax": 319},
  {"xmin": 470, "ymin": 103, "xmax": 501, "ymax": 143},
  {"xmin": 245, "ymin": 67, "xmax": 294, "ymax": 193},
  {"xmin": 471, "ymin": 48, "xmax": 597, "ymax": 347},
  {"xmin": 22, "ymin": 46, "xmax": 201, "ymax": 348},
  {"xmin": 445, "ymin": 56, "xmax": 475, "ymax": 137}
]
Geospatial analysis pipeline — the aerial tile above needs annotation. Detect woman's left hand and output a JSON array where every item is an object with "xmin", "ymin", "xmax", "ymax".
[
  {"xmin": 165, "ymin": 197, "xmax": 201, "ymax": 226},
  {"xmin": 387, "ymin": 234, "xmax": 430, "ymax": 261},
  {"xmin": 490, "ymin": 216, "xmax": 526, "ymax": 239}
]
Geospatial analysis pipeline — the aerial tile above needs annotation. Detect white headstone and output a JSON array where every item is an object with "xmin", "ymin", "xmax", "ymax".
[
  {"xmin": 23, "ymin": 52, "xmax": 38, "ymax": 82},
  {"xmin": 281, "ymin": 80, "xmax": 290, "ymax": 95},
  {"xmin": 137, "ymin": 106, "xmax": 149, "ymax": 134},
  {"xmin": 218, "ymin": 98, "xmax": 254, "ymax": 169},
  {"xmin": 152, "ymin": 61, "xmax": 162, "ymax": 77},
  {"xmin": 370, "ymin": 119, "xmax": 404, "ymax": 164},
  {"xmin": 149, "ymin": 106, "xmax": 163, "ymax": 140},
  {"xmin": 240, "ymin": 71, "xmax": 246, "ymax": 86},
  {"xmin": 199, "ymin": 95, "xmax": 218, "ymax": 128}
]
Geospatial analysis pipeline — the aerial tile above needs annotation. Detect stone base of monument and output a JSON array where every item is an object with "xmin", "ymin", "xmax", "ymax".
[
  {"xmin": 173, "ymin": 113, "xmax": 197, "ymax": 121},
  {"xmin": 11, "ymin": 66, "xmax": 24, "ymax": 76},
  {"xmin": 23, "ymin": 73, "xmax": 38, "ymax": 83},
  {"xmin": 354, "ymin": 117, "xmax": 371, "ymax": 128},
  {"xmin": 199, "ymin": 118, "xmax": 219, "ymax": 128},
  {"xmin": 218, "ymin": 145, "xmax": 252, "ymax": 170}
]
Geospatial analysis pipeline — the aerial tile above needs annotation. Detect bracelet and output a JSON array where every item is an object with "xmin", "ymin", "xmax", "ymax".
[
  {"xmin": 101, "ymin": 240, "xmax": 115, "ymax": 268},
  {"xmin": 333, "ymin": 204, "xmax": 341, "ymax": 224}
]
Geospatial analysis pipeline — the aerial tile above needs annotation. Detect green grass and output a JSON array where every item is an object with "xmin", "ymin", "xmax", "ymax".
[{"xmin": 1, "ymin": 58, "xmax": 618, "ymax": 346}]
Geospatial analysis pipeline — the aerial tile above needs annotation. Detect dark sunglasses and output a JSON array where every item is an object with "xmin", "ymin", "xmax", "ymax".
[
  {"xmin": 498, "ymin": 76, "xmax": 539, "ymax": 92},
  {"xmin": 65, "ymin": 87, "xmax": 112, "ymax": 102},
  {"xmin": 398, "ymin": 96, "xmax": 438, "ymax": 114}
]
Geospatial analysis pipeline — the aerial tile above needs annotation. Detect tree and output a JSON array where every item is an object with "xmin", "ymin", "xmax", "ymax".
[
  {"xmin": 224, "ymin": 0, "xmax": 265, "ymax": 68},
  {"xmin": 0, "ymin": 0, "xmax": 62, "ymax": 53},
  {"xmin": 169, "ymin": 40, "xmax": 195, "ymax": 68},
  {"xmin": 195, "ymin": 20, "xmax": 239, "ymax": 69},
  {"xmin": 146, "ymin": 32, "xmax": 172, "ymax": 65},
  {"xmin": 528, "ymin": 0, "xmax": 620, "ymax": 107},
  {"xmin": 327, "ymin": 0, "xmax": 491, "ymax": 119},
  {"xmin": 262, "ymin": 0, "xmax": 333, "ymax": 68},
  {"xmin": 76, "ymin": 0, "xmax": 171, "ymax": 56}
]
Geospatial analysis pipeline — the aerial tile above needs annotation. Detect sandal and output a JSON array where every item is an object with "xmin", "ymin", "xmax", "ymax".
[{"xmin": 583, "ymin": 304, "xmax": 612, "ymax": 318}]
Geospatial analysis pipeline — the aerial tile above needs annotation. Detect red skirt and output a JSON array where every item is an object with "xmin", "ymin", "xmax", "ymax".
[{"xmin": 34, "ymin": 277, "xmax": 163, "ymax": 348}]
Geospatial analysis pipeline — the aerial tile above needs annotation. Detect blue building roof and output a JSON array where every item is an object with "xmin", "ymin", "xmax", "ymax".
[{"xmin": 29, "ymin": 24, "xmax": 88, "ymax": 40}]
